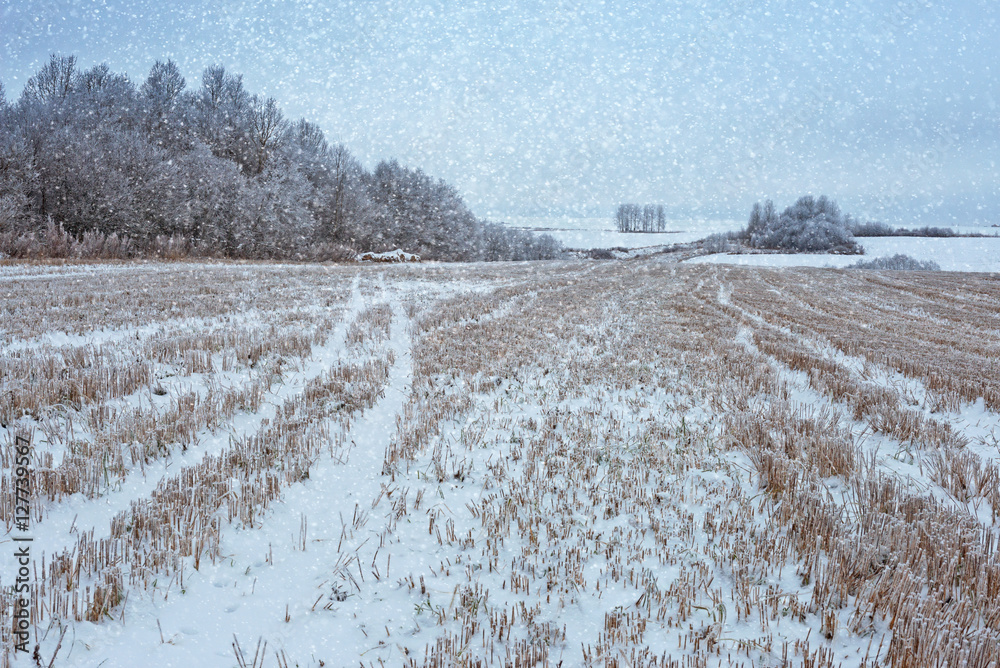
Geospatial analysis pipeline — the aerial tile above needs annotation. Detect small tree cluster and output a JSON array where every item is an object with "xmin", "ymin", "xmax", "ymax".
[
  {"xmin": 0, "ymin": 55, "xmax": 560, "ymax": 262},
  {"xmin": 741, "ymin": 195, "xmax": 860, "ymax": 253},
  {"xmin": 615, "ymin": 204, "xmax": 666, "ymax": 233}
]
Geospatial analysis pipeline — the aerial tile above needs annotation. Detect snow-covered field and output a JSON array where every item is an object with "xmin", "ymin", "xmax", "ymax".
[
  {"xmin": 504, "ymin": 216, "xmax": 742, "ymax": 249},
  {"xmin": 690, "ymin": 236, "xmax": 1000, "ymax": 273},
  {"xmin": 2, "ymin": 260, "xmax": 1000, "ymax": 666}
]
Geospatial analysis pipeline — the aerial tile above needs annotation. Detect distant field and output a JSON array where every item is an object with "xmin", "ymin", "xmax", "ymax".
[
  {"xmin": 503, "ymin": 216, "xmax": 743, "ymax": 249},
  {"xmin": 691, "ymin": 236, "xmax": 1000, "ymax": 273},
  {"xmin": 2, "ymin": 261, "xmax": 1000, "ymax": 667},
  {"xmin": 502, "ymin": 218, "xmax": 1000, "ymax": 257}
]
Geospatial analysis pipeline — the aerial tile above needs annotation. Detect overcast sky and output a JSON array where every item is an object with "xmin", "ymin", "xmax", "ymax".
[{"xmin": 3, "ymin": 0, "xmax": 998, "ymax": 224}]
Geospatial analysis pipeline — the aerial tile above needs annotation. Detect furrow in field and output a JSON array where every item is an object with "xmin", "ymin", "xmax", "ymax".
[
  {"xmin": 0, "ymin": 281, "xmax": 369, "ymax": 591},
  {"xmin": 48, "ymin": 300, "xmax": 415, "ymax": 667}
]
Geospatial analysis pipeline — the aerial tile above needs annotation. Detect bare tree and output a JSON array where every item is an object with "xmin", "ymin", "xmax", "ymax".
[
  {"xmin": 75, "ymin": 64, "xmax": 137, "ymax": 128},
  {"xmin": 201, "ymin": 65, "xmax": 228, "ymax": 108},
  {"xmin": 617, "ymin": 203, "xmax": 668, "ymax": 233},
  {"xmin": 22, "ymin": 54, "xmax": 77, "ymax": 103},
  {"xmin": 246, "ymin": 96, "xmax": 287, "ymax": 175},
  {"xmin": 141, "ymin": 60, "xmax": 185, "ymax": 105},
  {"xmin": 327, "ymin": 143, "xmax": 369, "ymax": 242},
  {"xmin": 141, "ymin": 60, "xmax": 188, "ymax": 150},
  {"xmin": 196, "ymin": 65, "xmax": 251, "ymax": 166}
]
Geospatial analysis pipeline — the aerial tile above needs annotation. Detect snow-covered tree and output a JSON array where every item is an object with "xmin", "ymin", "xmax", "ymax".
[
  {"xmin": 246, "ymin": 96, "xmax": 287, "ymax": 176},
  {"xmin": 22, "ymin": 54, "xmax": 76, "ymax": 103},
  {"xmin": 140, "ymin": 60, "xmax": 185, "ymax": 106},
  {"xmin": 616, "ymin": 203, "xmax": 666, "ymax": 232},
  {"xmin": 742, "ymin": 195, "xmax": 858, "ymax": 253},
  {"xmin": 0, "ymin": 56, "xmax": 560, "ymax": 262}
]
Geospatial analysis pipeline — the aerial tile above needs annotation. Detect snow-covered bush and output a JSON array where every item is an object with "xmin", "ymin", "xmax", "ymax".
[
  {"xmin": 849, "ymin": 254, "xmax": 941, "ymax": 271},
  {"xmin": 850, "ymin": 220, "xmax": 896, "ymax": 236},
  {"xmin": 702, "ymin": 231, "xmax": 740, "ymax": 253},
  {"xmin": 851, "ymin": 222, "xmax": 963, "ymax": 238},
  {"xmin": 742, "ymin": 196, "xmax": 860, "ymax": 253},
  {"xmin": 897, "ymin": 226, "xmax": 957, "ymax": 237}
]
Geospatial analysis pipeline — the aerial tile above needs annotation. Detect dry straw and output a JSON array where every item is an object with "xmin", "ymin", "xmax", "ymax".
[{"xmin": 2, "ymin": 260, "xmax": 999, "ymax": 666}]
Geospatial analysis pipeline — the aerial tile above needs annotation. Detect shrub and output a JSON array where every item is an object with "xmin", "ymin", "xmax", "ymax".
[
  {"xmin": 901, "ymin": 226, "xmax": 956, "ymax": 237},
  {"xmin": 702, "ymin": 231, "xmax": 740, "ymax": 253},
  {"xmin": 850, "ymin": 221, "xmax": 896, "ymax": 237},
  {"xmin": 849, "ymin": 254, "xmax": 941, "ymax": 271},
  {"xmin": 851, "ymin": 223, "xmax": 968, "ymax": 238}
]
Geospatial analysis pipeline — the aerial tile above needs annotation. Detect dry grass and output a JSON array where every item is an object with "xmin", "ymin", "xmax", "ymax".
[
  {"xmin": 379, "ymin": 263, "xmax": 1000, "ymax": 666},
  {"xmin": 1, "ymin": 303, "xmax": 395, "ymax": 640},
  {"xmin": 2, "ymin": 260, "xmax": 1000, "ymax": 666}
]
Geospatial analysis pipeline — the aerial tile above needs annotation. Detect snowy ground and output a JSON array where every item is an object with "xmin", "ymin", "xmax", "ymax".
[
  {"xmin": 689, "ymin": 236, "xmax": 1000, "ymax": 273},
  {"xmin": 2, "ymin": 260, "xmax": 999, "ymax": 666}
]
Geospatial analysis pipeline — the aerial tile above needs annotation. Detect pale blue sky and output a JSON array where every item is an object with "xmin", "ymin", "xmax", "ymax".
[{"xmin": 2, "ymin": 0, "xmax": 998, "ymax": 224}]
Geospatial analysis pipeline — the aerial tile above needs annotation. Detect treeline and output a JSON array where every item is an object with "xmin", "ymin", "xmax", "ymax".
[
  {"xmin": 615, "ymin": 204, "xmax": 666, "ymax": 233},
  {"xmin": 0, "ymin": 55, "xmax": 561, "ymax": 261},
  {"xmin": 850, "ymin": 221, "xmax": 994, "ymax": 238}
]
